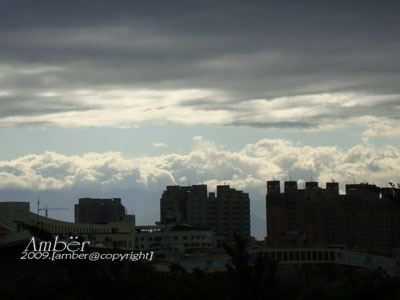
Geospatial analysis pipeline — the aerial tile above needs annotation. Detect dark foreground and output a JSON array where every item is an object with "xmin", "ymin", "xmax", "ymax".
[{"xmin": 2, "ymin": 241, "xmax": 400, "ymax": 300}]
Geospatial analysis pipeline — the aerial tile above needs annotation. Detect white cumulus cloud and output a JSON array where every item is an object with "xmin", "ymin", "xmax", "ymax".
[
  {"xmin": 1, "ymin": 138, "xmax": 399, "ymax": 240},
  {"xmin": 0, "ymin": 139, "xmax": 398, "ymax": 194},
  {"xmin": 152, "ymin": 142, "xmax": 168, "ymax": 148}
]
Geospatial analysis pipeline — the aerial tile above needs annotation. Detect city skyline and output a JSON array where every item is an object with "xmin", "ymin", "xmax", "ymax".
[
  {"xmin": 2, "ymin": 179, "xmax": 397, "ymax": 241},
  {"xmin": 1, "ymin": 1, "xmax": 400, "ymax": 241}
]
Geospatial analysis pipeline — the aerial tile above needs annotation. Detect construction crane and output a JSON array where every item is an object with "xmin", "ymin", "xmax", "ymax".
[{"xmin": 37, "ymin": 197, "xmax": 69, "ymax": 218}]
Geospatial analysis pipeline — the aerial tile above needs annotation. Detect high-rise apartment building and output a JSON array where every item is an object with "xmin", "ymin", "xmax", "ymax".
[
  {"xmin": 266, "ymin": 181, "xmax": 400, "ymax": 255},
  {"xmin": 160, "ymin": 184, "xmax": 250, "ymax": 243},
  {"xmin": 75, "ymin": 198, "xmax": 126, "ymax": 224}
]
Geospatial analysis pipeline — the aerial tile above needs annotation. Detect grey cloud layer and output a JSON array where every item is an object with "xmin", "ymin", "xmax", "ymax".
[{"xmin": 0, "ymin": 1, "xmax": 400, "ymax": 129}]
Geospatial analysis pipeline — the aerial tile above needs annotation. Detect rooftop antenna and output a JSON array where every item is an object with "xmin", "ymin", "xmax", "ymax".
[
  {"xmin": 37, "ymin": 196, "xmax": 40, "ymax": 225},
  {"xmin": 37, "ymin": 196, "xmax": 40, "ymax": 215},
  {"xmin": 289, "ymin": 175, "xmax": 292, "ymax": 181}
]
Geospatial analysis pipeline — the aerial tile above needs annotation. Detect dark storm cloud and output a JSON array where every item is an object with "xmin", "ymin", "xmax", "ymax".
[
  {"xmin": 0, "ymin": 95, "xmax": 97, "ymax": 118},
  {"xmin": 0, "ymin": 0, "xmax": 399, "ymax": 128}
]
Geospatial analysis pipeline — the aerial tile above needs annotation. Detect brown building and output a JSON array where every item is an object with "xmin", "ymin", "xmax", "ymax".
[
  {"xmin": 75, "ymin": 198, "xmax": 127, "ymax": 224},
  {"xmin": 160, "ymin": 184, "xmax": 250, "ymax": 243},
  {"xmin": 266, "ymin": 181, "xmax": 400, "ymax": 255}
]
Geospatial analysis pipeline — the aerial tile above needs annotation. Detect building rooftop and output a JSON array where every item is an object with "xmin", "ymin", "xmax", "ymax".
[{"xmin": 0, "ymin": 222, "xmax": 13, "ymax": 233}]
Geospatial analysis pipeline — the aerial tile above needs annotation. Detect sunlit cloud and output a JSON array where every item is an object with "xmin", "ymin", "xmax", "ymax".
[
  {"xmin": 363, "ymin": 121, "xmax": 400, "ymax": 138},
  {"xmin": 0, "ymin": 139, "xmax": 398, "ymax": 192},
  {"xmin": 152, "ymin": 142, "xmax": 167, "ymax": 148}
]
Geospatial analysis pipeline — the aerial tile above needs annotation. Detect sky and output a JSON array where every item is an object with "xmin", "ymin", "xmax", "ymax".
[{"xmin": 1, "ymin": 1, "xmax": 400, "ymax": 239}]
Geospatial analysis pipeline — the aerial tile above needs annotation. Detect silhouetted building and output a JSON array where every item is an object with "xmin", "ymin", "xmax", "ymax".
[
  {"xmin": 75, "ymin": 198, "xmax": 126, "ymax": 224},
  {"xmin": 160, "ymin": 184, "xmax": 250, "ymax": 243},
  {"xmin": 266, "ymin": 181, "xmax": 400, "ymax": 255},
  {"xmin": 305, "ymin": 181, "xmax": 318, "ymax": 190},
  {"xmin": 326, "ymin": 182, "xmax": 339, "ymax": 195}
]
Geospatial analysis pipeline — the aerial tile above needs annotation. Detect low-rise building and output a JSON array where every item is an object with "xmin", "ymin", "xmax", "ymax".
[
  {"xmin": 135, "ymin": 223, "xmax": 216, "ymax": 253},
  {"xmin": 0, "ymin": 202, "xmax": 136, "ymax": 249}
]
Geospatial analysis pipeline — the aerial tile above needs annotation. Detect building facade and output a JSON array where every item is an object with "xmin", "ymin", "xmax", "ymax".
[
  {"xmin": 75, "ymin": 198, "xmax": 126, "ymax": 224},
  {"xmin": 160, "ymin": 184, "xmax": 250, "ymax": 243},
  {"xmin": 135, "ymin": 224, "xmax": 215, "ymax": 253},
  {"xmin": 266, "ymin": 181, "xmax": 400, "ymax": 255}
]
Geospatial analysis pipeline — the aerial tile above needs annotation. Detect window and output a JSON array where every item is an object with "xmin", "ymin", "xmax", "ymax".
[
  {"xmin": 276, "ymin": 252, "xmax": 282, "ymax": 261},
  {"xmin": 324, "ymin": 251, "xmax": 329, "ymax": 261},
  {"xmin": 318, "ymin": 251, "xmax": 323, "ymax": 261},
  {"xmin": 289, "ymin": 251, "xmax": 294, "ymax": 261},
  {"xmin": 307, "ymin": 252, "xmax": 311, "ymax": 261},
  {"xmin": 295, "ymin": 251, "xmax": 300, "ymax": 261}
]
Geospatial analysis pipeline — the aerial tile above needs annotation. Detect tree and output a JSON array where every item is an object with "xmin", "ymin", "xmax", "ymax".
[
  {"xmin": 223, "ymin": 233, "xmax": 251, "ymax": 278},
  {"xmin": 224, "ymin": 233, "xmax": 279, "ymax": 299},
  {"xmin": 253, "ymin": 253, "xmax": 279, "ymax": 299}
]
